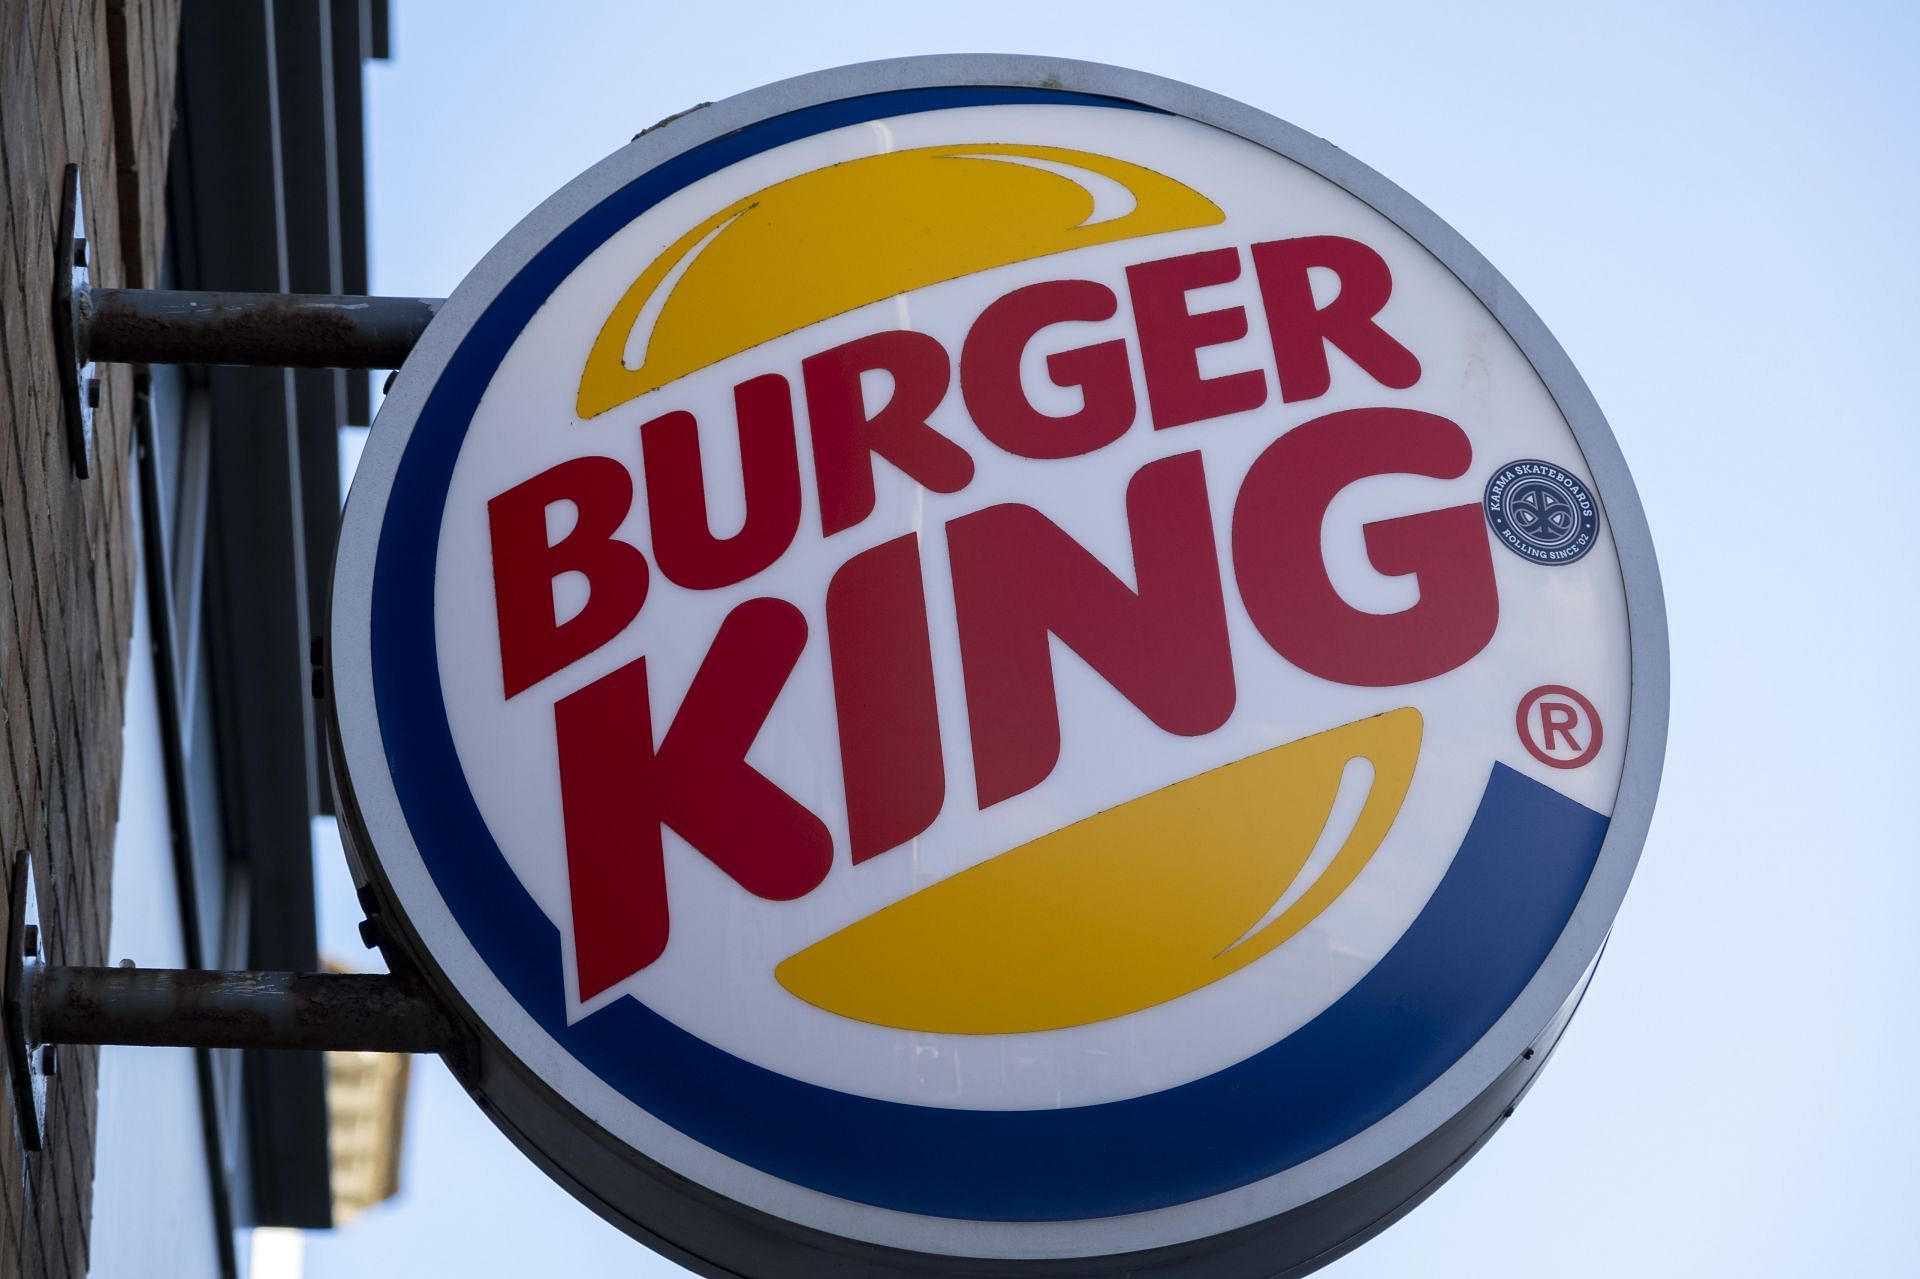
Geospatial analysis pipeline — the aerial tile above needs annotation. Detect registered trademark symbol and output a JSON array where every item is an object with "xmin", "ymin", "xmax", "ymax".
[{"xmin": 1515, "ymin": 685, "xmax": 1603, "ymax": 769}]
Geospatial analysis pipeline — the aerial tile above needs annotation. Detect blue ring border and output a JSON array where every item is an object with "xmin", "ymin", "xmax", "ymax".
[{"xmin": 367, "ymin": 86, "xmax": 1611, "ymax": 1222}]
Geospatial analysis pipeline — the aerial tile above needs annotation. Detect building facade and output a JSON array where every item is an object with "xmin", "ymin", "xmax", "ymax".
[{"xmin": 1, "ymin": 3, "xmax": 387, "ymax": 1275}]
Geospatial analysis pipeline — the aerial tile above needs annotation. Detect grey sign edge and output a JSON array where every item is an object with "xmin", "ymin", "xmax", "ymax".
[{"xmin": 324, "ymin": 51, "xmax": 1672, "ymax": 1279}]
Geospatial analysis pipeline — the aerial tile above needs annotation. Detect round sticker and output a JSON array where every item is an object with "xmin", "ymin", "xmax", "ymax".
[
  {"xmin": 1484, "ymin": 459, "xmax": 1601, "ymax": 565},
  {"xmin": 329, "ymin": 56, "xmax": 1666, "ymax": 1279}
]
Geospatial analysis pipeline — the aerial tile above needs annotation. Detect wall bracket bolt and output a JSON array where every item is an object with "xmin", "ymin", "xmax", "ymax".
[
  {"xmin": 51, "ymin": 164, "xmax": 96, "ymax": 480},
  {"xmin": 3, "ymin": 850, "xmax": 49, "ymax": 1151}
]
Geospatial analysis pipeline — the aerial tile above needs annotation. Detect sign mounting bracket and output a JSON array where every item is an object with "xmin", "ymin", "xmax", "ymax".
[
  {"xmin": 4, "ymin": 850, "xmax": 468, "ymax": 1154},
  {"xmin": 49, "ymin": 165, "xmax": 443, "ymax": 479}
]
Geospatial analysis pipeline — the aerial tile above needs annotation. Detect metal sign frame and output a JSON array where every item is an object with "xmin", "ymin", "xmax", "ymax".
[{"xmin": 327, "ymin": 54, "xmax": 1668, "ymax": 1278}]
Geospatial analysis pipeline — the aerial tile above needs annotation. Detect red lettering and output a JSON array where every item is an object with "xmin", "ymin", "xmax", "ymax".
[
  {"xmin": 1126, "ymin": 247, "xmax": 1267, "ymax": 430},
  {"xmin": 960, "ymin": 280, "xmax": 1134, "ymax": 459},
  {"xmin": 1540, "ymin": 702, "xmax": 1581, "ymax": 752},
  {"xmin": 949, "ymin": 451, "xmax": 1235, "ymax": 807},
  {"xmin": 1251, "ymin": 236, "xmax": 1421, "ymax": 403},
  {"xmin": 555, "ymin": 599, "xmax": 832, "ymax": 1001},
  {"xmin": 488, "ymin": 456, "xmax": 649, "ymax": 699},
  {"xmin": 1231, "ymin": 407, "xmax": 1496, "ymax": 686},
  {"xmin": 827, "ymin": 535, "xmax": 944, "ymax": 863},
  {"xmin": 640, "ymin": 373, "xmax": 802, "ymax": 589},
  {"xmin": 802, "ymin": 330, "xmax": 974, "ymax": 536}
]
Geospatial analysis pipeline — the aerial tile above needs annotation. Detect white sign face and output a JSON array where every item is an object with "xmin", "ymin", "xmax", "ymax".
[{"xmin": 330, "ymin": 58, "xmax": 1665, "ymax": 1279}]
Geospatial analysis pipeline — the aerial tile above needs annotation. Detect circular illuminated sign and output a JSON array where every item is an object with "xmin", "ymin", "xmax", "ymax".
[{"xmin": 329, "ymin": 56, "xmax": 1666, "ymax": 1278}]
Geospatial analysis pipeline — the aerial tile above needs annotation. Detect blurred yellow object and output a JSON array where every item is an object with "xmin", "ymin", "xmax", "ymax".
[{"xmin": 326, "ymin": 1028, "xmax": 411, "ymax": 1224}]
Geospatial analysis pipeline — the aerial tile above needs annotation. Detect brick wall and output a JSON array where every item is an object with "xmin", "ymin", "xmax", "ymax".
[{"xmin": 0, "ymin": 1, "xmax": 181, "ymax": 1274}]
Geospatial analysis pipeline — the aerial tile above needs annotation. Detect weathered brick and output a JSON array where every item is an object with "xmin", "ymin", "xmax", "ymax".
[
  {"xmin": 53, "ymin": 15, "xmax": 85, "ymax": 184},
  {"xmin": 2, "ymin": 653, "xmax": 33, "ymax": 825},
  {"xmin": 0, "ymin": 0, "xmax": 31, "ymax": 83},
  {"xmin": 3, "ymin": 2, "xmax": 182, "ymax": 1270},
  {"xmin": 0, "ymin": 1140, "xmax": 19, "ymax": 1252},
  {"xmin": 43, "ymin": 808, "xmax": 73, "ymax": 969},
  {"xmin": 20, "ymin": 1209, "xmax": 47, "ymax": 1277},
  {"xmin": 36, "ymin": 643, "xmax": 76, "ymax": 840},
  {"xmin": 0, "ymin": 682, "xmax": 15, "ymax": 839},
  {"xmin": 17, "ymin": 592, "xmax": 55, "ymax": 816},
  {"xmin": 1, "ymin": 15, "xmax": 45, "ymax": 170},
  {"xmin": 18, "ymin": 384, "xmax": 58, "ymax": 574},
  {"xmin": 33, "ymin": 10, "xmax": 70, "ymax": 242},
  {"xmin": 95, "ymin": 413, "xmax": 130, "ymax": 632},
  {"xmin": 1, "ymin": 502, "xmax": 36, "ymax": 707},
  {"xmin": 0, "ymin": 227, "xmax": 33, "ymax": 447},
  {"xmin": 55, "ymin": 733, "xmax": 94, "ymax": 941},
  {"xmin": 87, "ymin": 547, "xmax": 117, "ymax": 719}
]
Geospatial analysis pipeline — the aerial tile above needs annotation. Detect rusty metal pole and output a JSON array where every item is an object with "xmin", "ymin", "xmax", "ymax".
[
  {"xmin": 84, "ymin": 287, "xmax": 444, "ymax": 370},
  {"xmin": 32, "ymin": 966, "xmax": 464, "ymax": 1054},
  {"xmin": 5, "ymin": 852, "xmax": 469, "ymax": 1151},
  {"xmin": 49, "ymin": 162, "xmax": 444, "ymax": 476}
]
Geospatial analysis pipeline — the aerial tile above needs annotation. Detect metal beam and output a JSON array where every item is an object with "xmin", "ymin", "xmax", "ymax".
[
  {"xmin": 86, "ymin": 287, "xmax": 442, "ymax": 369},
  {"xmin": 34, "ymin": 967, "xmax": 463, "ymax": 1055},
  {"xmin": 276, "ymin": 0, "xmax": 353, "ymax": 818},
  {"xmin": 175, "ymin": 2, "xmax": 335, "ymax": 1225}
]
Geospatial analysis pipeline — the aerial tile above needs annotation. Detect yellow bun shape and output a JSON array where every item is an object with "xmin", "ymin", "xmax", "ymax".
[
  {"xmin": 776, "ymin": 709, "xmax": 1422, "ymax": 1035},
  {"xmin": 577, "ymin": 143, "xmax": 1224, "ymax": 418}
]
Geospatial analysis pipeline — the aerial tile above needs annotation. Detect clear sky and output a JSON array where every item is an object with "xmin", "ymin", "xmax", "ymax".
[{"xmin": 306, "ymin": 2, "xmax": 1920, "ymax": 1275}]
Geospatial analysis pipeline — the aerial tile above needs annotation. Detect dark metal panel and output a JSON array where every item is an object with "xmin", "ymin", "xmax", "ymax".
[
  {"xmin": 331, "ymin": 0, "xmax": 373, "ymax": 423},
  {"xmin": 171, "ymin": 388, "xmax": 212, "ymax": 728},
  {"xmin": 275, "ymin": 2, "xmax": 345, "ymax": 299},
  {"xmin": 369, "ymin": 0, "xmax": 390, "ymax": 61},
  {"xmin": 275, "ymin": 0, "xmax": 348, "ymax": 817},
  {"xmin": 174, "ymin": 0, "xmax": 332, "ymax": 1231}
]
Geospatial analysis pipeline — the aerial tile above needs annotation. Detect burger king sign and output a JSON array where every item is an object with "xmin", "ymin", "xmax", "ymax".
[{"xmin": 329, "ymin": 56, "xmax": 1666, "ymax": 1278}]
